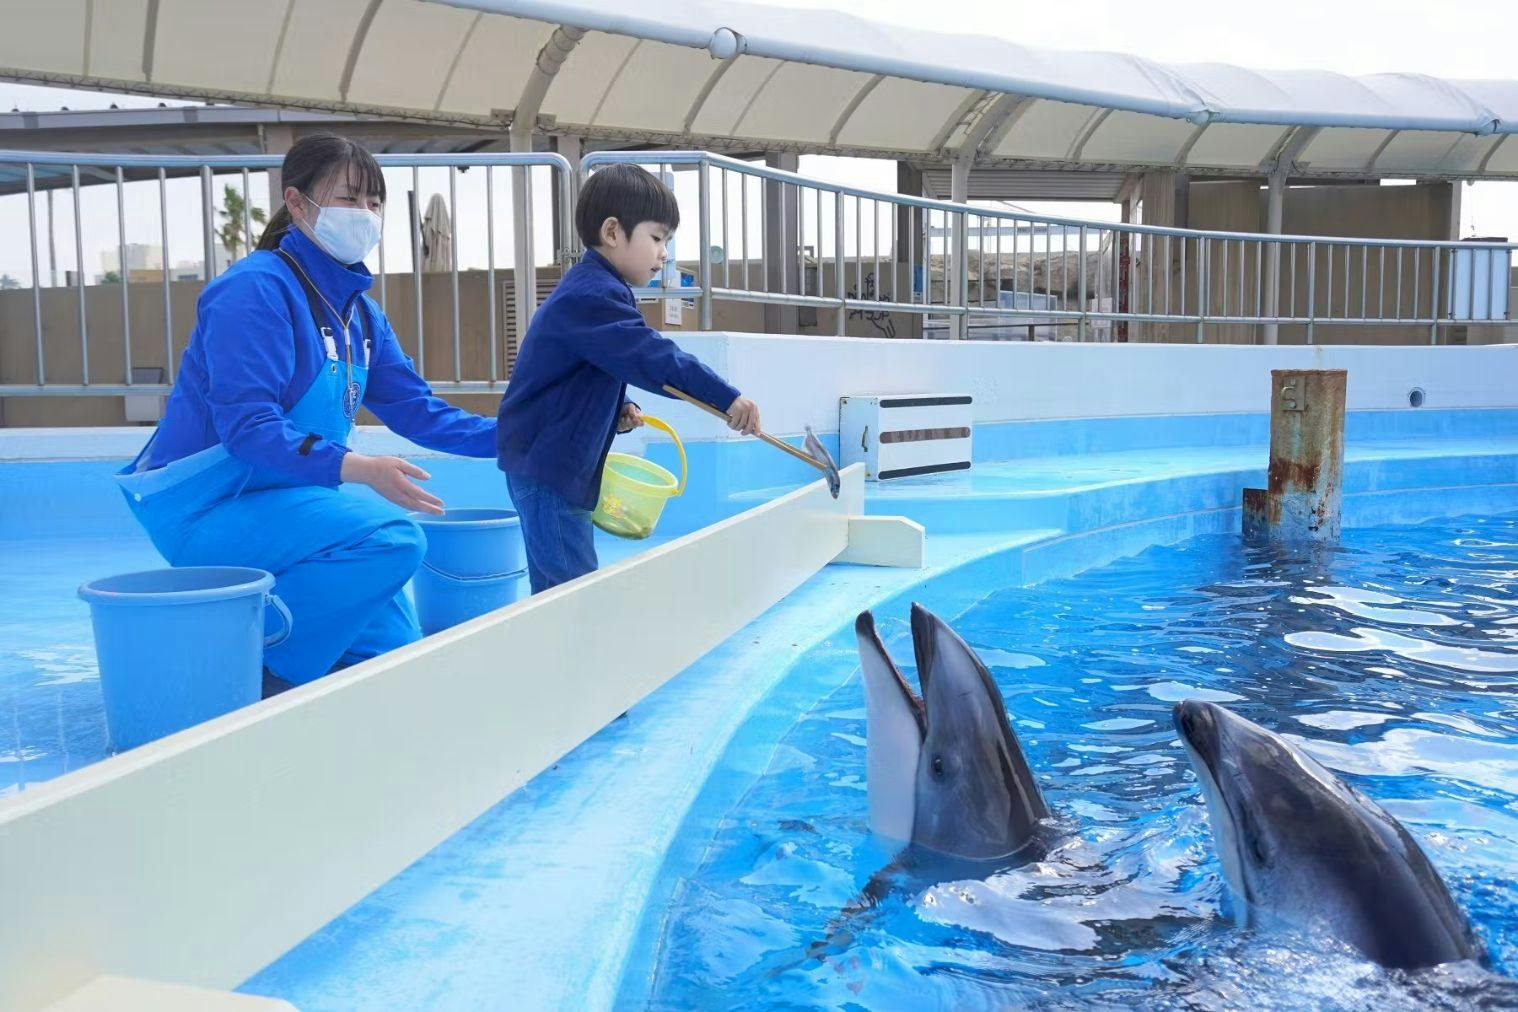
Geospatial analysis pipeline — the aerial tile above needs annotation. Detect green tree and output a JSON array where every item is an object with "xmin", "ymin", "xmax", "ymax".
[
  {"xmin": 217, "ymin": 185, "xmax": 268, "ymax": 260},
  {"xmin": 100, "ymin": 270, "xmax": 121, "ymax": 284},
  {"xmin": 0, "ymin": 274, "xmax": 19, "ymax": 290}
]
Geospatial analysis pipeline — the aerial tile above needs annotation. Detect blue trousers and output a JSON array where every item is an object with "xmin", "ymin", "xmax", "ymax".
[
  {"xmin": 173, "ymin": 487, "xmax": 426, "ymax": 684},
  {"xmin": 505, "ymin": 472, "xmax": 598, "ymax": 594}
]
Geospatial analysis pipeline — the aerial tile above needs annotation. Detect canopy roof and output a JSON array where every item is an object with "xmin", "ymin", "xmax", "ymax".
[{"xmin": 2, "ymin": 0, "xmax": 1515, "ymax": 180}]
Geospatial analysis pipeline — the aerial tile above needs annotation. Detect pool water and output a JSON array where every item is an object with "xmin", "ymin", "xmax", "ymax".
[{"xmin": 634, "ymin": 515, "xmax": 1518, "ymax": 1010}]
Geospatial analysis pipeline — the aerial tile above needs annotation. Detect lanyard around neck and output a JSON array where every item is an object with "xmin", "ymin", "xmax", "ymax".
[{"xmin": 276, "ymin": 248, "xmax": 371, "ymax": 370}]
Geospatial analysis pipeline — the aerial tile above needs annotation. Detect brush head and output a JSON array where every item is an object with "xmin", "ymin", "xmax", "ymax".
[{"xmin": 804, "ymin": 426, "xmax": 842, "ymax": 499}]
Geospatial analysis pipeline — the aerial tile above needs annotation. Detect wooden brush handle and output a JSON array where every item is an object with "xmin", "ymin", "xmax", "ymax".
[{"xmin": 661, "ymin": 385, "xmax": 826, "ymax": 471}]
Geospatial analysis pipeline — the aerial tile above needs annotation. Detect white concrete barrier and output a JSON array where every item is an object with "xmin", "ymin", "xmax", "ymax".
[
  {"xmin": 632, "ymin": 335, "xmax": 1518, "ymax": 441},
  {"xmin": 0, "ymin": 467, "xmax": 870, "ymax": 1010}
]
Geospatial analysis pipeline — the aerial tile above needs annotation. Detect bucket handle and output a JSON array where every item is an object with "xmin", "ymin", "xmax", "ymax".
[
  {"xmin": 420, "ymin": 561, "xmax": 529, "ymax": 584},
  {"xmin": 264, "ymin": 593, "xmax": 293, "ymax": 649},
  {"xmin": 640, "ymin": 414, "xmax": 686, "ymax": 496}
]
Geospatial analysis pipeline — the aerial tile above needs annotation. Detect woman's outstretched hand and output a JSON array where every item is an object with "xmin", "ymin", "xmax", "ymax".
[{"xmin": 340, "ymin": 452, "xmax": 445, "ymax": 516}]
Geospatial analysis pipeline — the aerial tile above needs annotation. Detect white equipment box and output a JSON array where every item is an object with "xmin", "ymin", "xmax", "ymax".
[{"xmin": 839, "ymin": 394, "xmax": 972, "ymax": 481}]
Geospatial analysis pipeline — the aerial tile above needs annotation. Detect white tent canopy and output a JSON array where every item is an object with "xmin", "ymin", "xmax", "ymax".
[{"xmin": 1, "ymin": 0, "xmax": 1515, "ymax": 179}]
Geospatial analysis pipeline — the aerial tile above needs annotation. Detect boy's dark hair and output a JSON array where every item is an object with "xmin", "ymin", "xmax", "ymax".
[
  {"xmin": 576, "ymin": 164, "xmax": 680, "ymax": 249},
  {"xmin": 256, "ymin": 133, "xmax": 387, "ymax": 251}
]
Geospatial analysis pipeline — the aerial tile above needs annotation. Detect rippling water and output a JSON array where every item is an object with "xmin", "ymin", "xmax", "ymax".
[{"xmin": 638, "ymin": 515, "xmax": 1518, "ymax": 1010}]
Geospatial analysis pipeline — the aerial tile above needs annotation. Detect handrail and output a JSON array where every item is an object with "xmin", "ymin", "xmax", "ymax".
[
  {"xmin": 0, "ymin": 146, "xmax": 1513, "ymax": 405},
  {"xmin": 0, "ymin": 149, "xmax": 574, "ymax": 396},
  {"xmin": 584, "ymin": 150, "xmax": 1515, "ymax": 345}
]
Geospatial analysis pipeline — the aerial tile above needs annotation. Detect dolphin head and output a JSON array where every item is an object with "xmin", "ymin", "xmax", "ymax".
[
  {"xmin": 856, "ymin": 604, "xmax": 1049, "ymax": 862},
  {"xmin": 1174, "ymin": 700, "xmax": 1483, "ymax": 969}
]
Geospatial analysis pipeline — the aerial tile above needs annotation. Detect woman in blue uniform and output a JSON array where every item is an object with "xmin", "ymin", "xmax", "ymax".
[{"xmin": 117, "ymin": 134, "xmax": 497, "ymax": 694}]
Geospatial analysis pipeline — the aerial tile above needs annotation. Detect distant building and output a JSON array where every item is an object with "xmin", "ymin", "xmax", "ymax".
[{"xmin": 100, "ymin": 242, "xmax": 162, "ymax": 277}]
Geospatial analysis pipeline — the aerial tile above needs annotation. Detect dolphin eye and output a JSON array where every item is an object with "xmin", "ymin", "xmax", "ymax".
[{"xmin": 931, "ymin": 756, "xmax": 946, "ymax": 780}]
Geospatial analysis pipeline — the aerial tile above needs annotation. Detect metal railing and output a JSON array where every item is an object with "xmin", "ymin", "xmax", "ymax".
[
  {"xmin": 0, "ymin": 147, "xmax": 1513, "ymax": 404},
  {"xmin": 581, "ymin": 150, "xmax": 968, "ymax": 337},
  {"xmin": 583, "ymin": 151, "xmax": 1515, "ymax": 345},
  {"xmin": 0, "ymin": 149, "xmax": 573, "ymax": 396}
]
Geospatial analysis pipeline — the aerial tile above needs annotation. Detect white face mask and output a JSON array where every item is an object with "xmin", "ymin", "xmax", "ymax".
[{"xmin": 303, "ymin": 195, "xmax": 382, "ymax": 265}]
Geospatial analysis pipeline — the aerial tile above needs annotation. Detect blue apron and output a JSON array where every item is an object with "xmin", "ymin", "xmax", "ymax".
[{"xmin": 116, "ymin": 250, "xmax": 423, "ymax": 683}]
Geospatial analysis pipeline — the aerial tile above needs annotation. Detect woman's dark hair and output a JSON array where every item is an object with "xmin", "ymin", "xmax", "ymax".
[
  {"xmin": 255, "ymin": 134, "xmax": 387, "ymax": 251},
  {"xmin": 575, "ymin": 164, "xmax": 680, "ymax": 248}
]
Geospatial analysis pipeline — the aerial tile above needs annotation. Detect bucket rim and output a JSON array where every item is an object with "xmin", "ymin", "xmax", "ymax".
[
  {"xmin": 603, "ymin": 451, "xmax": 678, "ymax": 492},
  {"xmin": 408, "ymin": 507, "xmax": 522, "ymax": 529},
  {"xmin": 78, "ymin": 566, "xmax": 275, "ymax": 607}
]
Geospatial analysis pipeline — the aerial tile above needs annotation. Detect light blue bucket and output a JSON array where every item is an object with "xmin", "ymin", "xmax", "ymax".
[
  {"xmin": 409, "ymin": 508, "xmax": 527, "ymax": 635},
  {"xmin": 78, "ymin": 567, "xmax": 293, "ymax": 751}
]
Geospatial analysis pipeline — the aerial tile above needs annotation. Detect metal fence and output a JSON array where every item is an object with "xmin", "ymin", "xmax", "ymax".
[
  {"xmin": 0, "ymin": 149, "xmax": 572, "ymax": 396},
  {"xmin": 0, "ymin": 147, "xmax": 1513, "ymax": 403},
  {"xmin": 585, "ymin": 150, "xmax": 1515, "ymax": 345},
  {"xmin": 581, "ymin": 150, "xmax": 967, "ymax": 336}
]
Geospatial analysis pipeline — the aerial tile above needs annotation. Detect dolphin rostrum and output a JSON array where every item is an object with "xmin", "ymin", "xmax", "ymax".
[
  {"xmin": 1174, "ymin": 699, "xmax": 1484, "ymax": 969},
  {"xmin": 855, "ymin": 603, "xmax": 1050, "ymax": 861}
]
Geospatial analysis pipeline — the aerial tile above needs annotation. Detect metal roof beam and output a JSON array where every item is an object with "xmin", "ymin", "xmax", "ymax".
[
  {"xmin": 1478, "ymin": 134, "xmax": 1510, "ymax": 175},
  {"xmin": 338, "ymin": 0, "xmax": 383, "ymax": 104},
  {"xmin": 1260, "ymin": 125, "xmax": 1321, "ymax": 175},
  {"xmin": 1363, "ymin": 129, "xmax": 1400, "ymax": 173},
  {"xmin": 1174, "ymin": 122, "xmax": 1209, "ymax": 166},
  {"xmin": 730, "ymin": 60, "xmax": 784, "ymax": 136},
  {"xmin": 928, "ymin": 89, "xmax": 989, "ymax": 153},
  {"xmin": 434, "ymin": 12, "xmax": 484, "ymax": 111},
  {"xmin": 1067, "ymin": 107, "xmax": 1114, "ymax": 162},
  {"xmin": 514, "ymin": 23, "xmax": 587, "ymax": 141},
  {"xmin": 828, "ymin": 74, "xmax": 883, "ymax": 146},
  {"xmin": 142, "ymin": 0, "xmax": 160, "ymax": 82},
  {"xmin": 953, "ymin": 92, "xmax": 1030, "ymax": 165},
  {"xmin": 682, "ymin": 52, "xmax": 739, "ymax": 134}
]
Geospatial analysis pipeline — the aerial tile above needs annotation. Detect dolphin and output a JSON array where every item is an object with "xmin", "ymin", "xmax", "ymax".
[
  {"xmin": 1174, "ymin": 699, "xmax": 1484, "ymax": 969},
  {"xmin": 855, "ymin": 603, "xmax": 1050, "ymax": 861}
]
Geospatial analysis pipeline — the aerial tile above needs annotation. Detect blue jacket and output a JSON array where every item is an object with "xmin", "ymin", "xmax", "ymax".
[
  {"xmin": 496, "ymin": 248, "xmax": 740, "ymax": 510},
  {"xmin": 149, "ymin": 228, "xmax": 496, "ymax": 484}
]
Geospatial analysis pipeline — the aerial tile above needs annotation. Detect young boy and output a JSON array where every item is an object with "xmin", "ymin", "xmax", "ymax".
[{"xmin": 496, "ymin": 164, "xmax": 761, "ymax": 594}]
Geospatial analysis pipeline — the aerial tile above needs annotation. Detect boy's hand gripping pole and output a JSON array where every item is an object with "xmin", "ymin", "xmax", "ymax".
[{"xmin": 661, "ymin": 385, "xmax": 842, "ymax": 499}]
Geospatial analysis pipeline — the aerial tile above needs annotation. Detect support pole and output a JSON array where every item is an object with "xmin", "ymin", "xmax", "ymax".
[
  {"xmin": 763, "ymin": 152, "xmax": 799, "ymax": 334},
  {"xmin": 509, "ymin": 127, "xmax": 537, "ymax": 340},
  {"xmin": 949, "ymin": 157, "xmax": 970, "ymax": 340},
  {"xmin": 896, "ymin": 162, "xmax": 924, "ymax": 339},
  {"xmin": 262, "ymin": 125, "xmax": 295, "ymax": 203},
  {"xmin": 1242, "ymin": 369, "xmax": 1346, "ymax": 544},
  {"xmin": 552, "ymin": 135, "xmax": 582, "ymax": 262},
  {"xmin": 1262, "ymin": 167, "xmax": 1285, "ymax": 345}
]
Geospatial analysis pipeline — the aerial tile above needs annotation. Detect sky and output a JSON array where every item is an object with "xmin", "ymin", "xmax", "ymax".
[{"xmin": 0, "ymin": 0, "xmax": 1515, "ymax": 286}]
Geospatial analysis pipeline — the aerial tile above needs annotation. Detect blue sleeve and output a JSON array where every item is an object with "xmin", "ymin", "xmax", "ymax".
[
  {"xmin": 200, "ymin": 273, "xmax": 347, "ymax": 487},
  {"xmin": 560, "ymin": 287, "xmax": 741, "ymax": 411},
  {"xmin": 361, "ymin": 304, "xmax": 497, "ymax": 458}
]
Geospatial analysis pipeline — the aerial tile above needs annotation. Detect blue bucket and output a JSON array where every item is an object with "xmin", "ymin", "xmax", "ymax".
[
  {"xmin": 78, "ymin": 567, "xmax": 293, "ymax": 751},
  {"xmin": 409, "ymin": 508, "xmax": 527, "ymax": 635}
]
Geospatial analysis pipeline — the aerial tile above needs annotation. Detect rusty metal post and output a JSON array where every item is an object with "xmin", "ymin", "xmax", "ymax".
[{"xmin": 1242, "ymin": 369, "xmax": 1347, "ymax": 543}]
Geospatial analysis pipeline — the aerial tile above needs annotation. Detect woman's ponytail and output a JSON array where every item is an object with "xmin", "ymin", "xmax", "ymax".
[{"xmin": 255, "ymin": 206, "xmax": 291, "ymax": 251}]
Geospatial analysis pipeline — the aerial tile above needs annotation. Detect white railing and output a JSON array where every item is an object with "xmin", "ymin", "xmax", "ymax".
[
  {"xmin": 0, "ymin": 149, "xmax": 573, "ymax": 396},
  {"xmin": 0, "ymin": 148, "xmax": 1513, "ymax": 403},
  {"xmin": 584, "ymin": 151, "xmax": 1515, "ymax": 345}
]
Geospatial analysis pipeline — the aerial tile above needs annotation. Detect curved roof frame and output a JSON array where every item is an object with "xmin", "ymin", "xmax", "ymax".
[{"xmin": 1, "ymin": 0, "xmax": 1515, "ymax": 180}]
